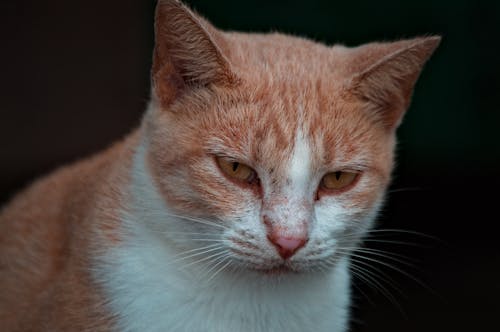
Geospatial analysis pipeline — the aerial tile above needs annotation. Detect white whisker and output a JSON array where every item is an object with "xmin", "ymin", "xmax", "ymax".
[
  {"xmin": 343, "ymin": 250, "xmax": 437, "ymax": 297},
  {"xmin": 348, "ymin": 261, "xmax": 405, "ymax": 315},
  {"xmin": 187, "ymin": 238, "xmax": 225, "ymax": 242},
  {"xmin": 338, "ymin": 247, "xmax": 419, "ymax": 268},
  {"xmin": 206, "ymin": 259, "xmax": 232, "ymax": 283},
  {"xmin": 182, "ymin": 250, "xmax": 228, "ymax": 269},
  {"xmin": 169, "ymin": 245, "xmax": 224, "ymax": 264},
  {"xmin": 163, "ymin": 212, "xmax": 228, "ymax": 229},
  {"xmin": 168, "ymin": 243, "xmax": 221, "ymax": 259},
  {"xmin": 347, "ymin": 256, "xmax": 405, "ymax": 297},
  {"xmin": 157, "ymin": 231, "xmax": 221, "ymax": 236},
  {"xmin": 200, "ymin": 253, "xmax": 232, "ymax": 280}
]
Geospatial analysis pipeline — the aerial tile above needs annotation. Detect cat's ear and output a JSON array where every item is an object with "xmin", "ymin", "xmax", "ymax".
[
  {"xmin": 346, "ymin": 36, "xmax": 441, "ymax": 130},
  {"xmin": 152, "ymin": 0, "xmax": 237, "ymax": 106}
]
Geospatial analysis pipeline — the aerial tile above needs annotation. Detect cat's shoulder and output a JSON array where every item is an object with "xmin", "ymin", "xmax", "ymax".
[{"xmin": 0, "ymin": 130, "xmax": 139, "ymax": 331}]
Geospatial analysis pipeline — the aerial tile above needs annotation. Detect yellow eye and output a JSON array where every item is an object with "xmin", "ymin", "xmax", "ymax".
[
  {"xmin": 321, "ymin": 171, "xmax": 358, "ymax": 191},
  {"xmin": 216, "ymin": 157, "xmax": 257, "ymax": 183}
]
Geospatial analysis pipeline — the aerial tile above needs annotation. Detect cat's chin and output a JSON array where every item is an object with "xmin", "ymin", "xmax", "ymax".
[
  {"xmin": 255, "ymin": 265, "xmax": 296, "ymax": 276},
  {"xmin": 250, "ymin": 262, "xmax": 312, "ymax": 276}
]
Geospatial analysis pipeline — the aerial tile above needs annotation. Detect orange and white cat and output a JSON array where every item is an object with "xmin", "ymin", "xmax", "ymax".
[{"xmin": 0, "ymin": 1, "xmax": 439, "ymax": 331}]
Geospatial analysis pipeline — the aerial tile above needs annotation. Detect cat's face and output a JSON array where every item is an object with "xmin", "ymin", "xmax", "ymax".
[
  {"xmin": 146, "ymin": 68, "xmax": 391, "ymax": 274},
  {"xmin": 141, "ymin": 1, "xmax": 439, "ymax": 275}
]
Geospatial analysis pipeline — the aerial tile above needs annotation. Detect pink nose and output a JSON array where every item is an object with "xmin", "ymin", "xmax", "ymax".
[{"xmin": 267, "ymin": 235, "xmax": 308, "ymax": 260}]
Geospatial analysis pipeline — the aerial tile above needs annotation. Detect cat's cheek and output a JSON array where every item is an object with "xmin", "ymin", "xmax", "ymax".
[
  {"xmin": 313, "ymin": 200, "xmax": 352, "ymax": 235},
  {"xmin": 342, "ymin": 177, "xmax": 388, "ymax": 213},
  {"xmin": 189, "ymin": 170, "xmax": 261, "ymax": 218},
  {"xmin": 313, "ymin": 184, "xmax": 381, "ymax": 235},
  {"xmin": 146, "ymin": 149, "xmax": 250, "ymax": 218}
]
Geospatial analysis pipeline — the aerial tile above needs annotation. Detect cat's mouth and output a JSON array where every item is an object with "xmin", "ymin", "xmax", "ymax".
[
  {"xmin": 261, "ymin": 265, "xmax": 295, "ymax": 275},
  {"xmin": 253, "ymin": 263, "xmax": 302, "ymax": 276}
]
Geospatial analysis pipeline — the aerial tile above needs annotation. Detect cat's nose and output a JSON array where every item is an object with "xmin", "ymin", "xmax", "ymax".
[{"xmin": 267, "ymin": 234, "xmax": 308, "ymax": 260}]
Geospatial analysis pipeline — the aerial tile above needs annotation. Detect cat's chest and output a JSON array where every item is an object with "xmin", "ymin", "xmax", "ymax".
[{"xmin": 96, "ymin": 231, "xmax": 350, "ymax": 332}]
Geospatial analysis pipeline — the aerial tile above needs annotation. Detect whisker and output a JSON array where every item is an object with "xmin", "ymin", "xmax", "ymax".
[
  {"xmin": 163, "ymin": 212, "xmax": 227, "ymax": 230},
  {"xmin": 364, "ymin": 229, "xmax": 443, "ymax": 244},
  {"xmin": 340, "ymin": 233, "xmax": 430, "ymax": 247},
  {"xmin": 344, "ymin": 251, "xmax": 438, "ymax": 297},
  {"xmin": 346, "ymin": 256, "xmax": 405, "ymax": 297},
  {"xmin": 359, "ymin": 239, "xmax": 427, "ymax": 247},
  {"xmin": 168, "ymin": 243, "xmax": 221, "ymax": 260},
  {"xmin": 387, "ymin": 187, "xmax": 422, "ymax": 194},
  {"xmin": 169, "ymin": 245, "xmax": 224, "ymax": 264},
  {"xmin": 206, "ymin": 259, "xmax": 232, "ymax": 283},
  {"xmin": 348, "ymin": 262, "xmax": 405, "ymax": 315},
  {"xmin": 350, "ymin": 276, "xmax": 375, "ymax": 307},
  {"xmin": 342, "ymin": 228, "xmax": 442, "ymax": 243},
  {"xmin": 349, "ymin": 263, "xmax": 394, "ymax": 300},
  {"xmin": 156, "ymin": 231, "xmax": 221, "ymax": 236},
  {"xmin": 187, "ymin": 238, "xmax": 225, "ymax": 242},
  {"xmin": 338, "ymin": 247, "xmax": 419, "ymax": 268},
  {"xmin": 181, "ymin": 250, "xmax": 228, "ymax": 269},
  {"xmin": 201, "ymin": 254, "xmax": 231, "ymax": 281}
]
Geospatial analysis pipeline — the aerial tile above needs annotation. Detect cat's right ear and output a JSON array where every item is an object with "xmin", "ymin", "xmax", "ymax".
[
  {"xmin": 152, "ymin": 0, "xmax": 237, "ymax": 107},
  {"xmin": 345, "ymin": 36, "xmax": 441, "ymax": 130}
]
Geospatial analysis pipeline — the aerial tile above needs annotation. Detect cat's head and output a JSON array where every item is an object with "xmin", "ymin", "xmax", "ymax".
[{"xmin": 140, "ymin": 0, "xmax": 439, "ymax": 275}]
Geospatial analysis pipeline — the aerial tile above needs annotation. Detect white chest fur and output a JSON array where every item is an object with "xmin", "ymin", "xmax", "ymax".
[{"xmin": 99, "ymin": 238, "xmax": 350, "ymax": 332}]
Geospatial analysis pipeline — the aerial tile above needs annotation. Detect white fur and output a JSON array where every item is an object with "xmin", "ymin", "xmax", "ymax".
[
  {"xmin": 260, "ymin": 128, "xmax": 314, "ymax": 239},
  {"xmin": 288, "ymin": 128, "xmax": 311, "ymax": 197},
  {"xmin": 96, "ymin": 140, "xmax": 352, "ymax": 332}
]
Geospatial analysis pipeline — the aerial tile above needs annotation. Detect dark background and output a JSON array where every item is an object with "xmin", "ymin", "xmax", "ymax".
[{"xmin": 1, "ymin": 0, "xmax": 499, "ymax": 331}]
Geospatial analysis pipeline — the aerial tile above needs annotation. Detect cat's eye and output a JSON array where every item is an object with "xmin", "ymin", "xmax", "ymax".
[
  {"xmin": 320, "ymin": 171, "xmax": 358, "ymax": 191},
  {"xmin": 216, "ymin": 157, "xmax": 257, "ymax": 184}
]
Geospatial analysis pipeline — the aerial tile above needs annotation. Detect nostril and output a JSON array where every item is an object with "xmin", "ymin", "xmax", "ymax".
[{"xmin": 267, "ymin": 234, "xmax": 308, "ymax": 260}]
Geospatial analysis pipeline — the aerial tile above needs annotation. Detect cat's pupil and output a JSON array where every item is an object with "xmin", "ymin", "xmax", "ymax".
[
  {"xmin": 335, "ymin": 171, "xmax": 341, "ymax": 180},
  {"xmin": 232, "ymin": 162, "xmax": 239, "ymax": 172}
]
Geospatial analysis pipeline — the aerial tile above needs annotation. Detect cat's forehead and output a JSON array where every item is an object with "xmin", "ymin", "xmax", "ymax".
[
  {"xmin": 217, "ymin": 32, "xmax": 363, "ymax": 145},
  {"xmin": 223, "ymin": 32, "xmax": 350, "ymax": 81}
]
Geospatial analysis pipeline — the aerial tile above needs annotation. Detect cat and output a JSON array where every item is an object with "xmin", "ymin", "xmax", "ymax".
[{"xmin": 0, "ymin": 0, "xmax": 440, "ymax": 331}]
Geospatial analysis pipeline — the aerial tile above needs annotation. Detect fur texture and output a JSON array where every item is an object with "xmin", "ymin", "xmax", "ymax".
[{"xmin": 0, "ymin": 1, "xmax": 439, "ymax": 331}]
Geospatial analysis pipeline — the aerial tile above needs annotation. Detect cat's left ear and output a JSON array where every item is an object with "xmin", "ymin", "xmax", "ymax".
[
  {"xmin": 346, "ymin": 36, "xmax": 441, "ymax": 130},
  {"xmin": 152, "ymin": 0, "xmax": 237, "ymax": 107}
]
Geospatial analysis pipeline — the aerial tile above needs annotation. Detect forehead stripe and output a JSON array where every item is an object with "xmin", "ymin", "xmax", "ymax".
[{"xmin": 288, "ymin": 129, "xmax": 312, "ymax": 193}]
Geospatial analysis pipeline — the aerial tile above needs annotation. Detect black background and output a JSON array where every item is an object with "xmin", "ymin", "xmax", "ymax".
[{"xmin": 1, "ymin": 0, "xmax": 499, "ymax": 331}]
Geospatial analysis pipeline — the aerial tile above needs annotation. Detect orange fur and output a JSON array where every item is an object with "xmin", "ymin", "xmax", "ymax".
[
  {"xmin": 0, "ymin": 1, "xmax": 439, "ymax": 330},
  {"xmin": 0, "ymin": 133, "xmax": 139, "ymax": 331}
]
